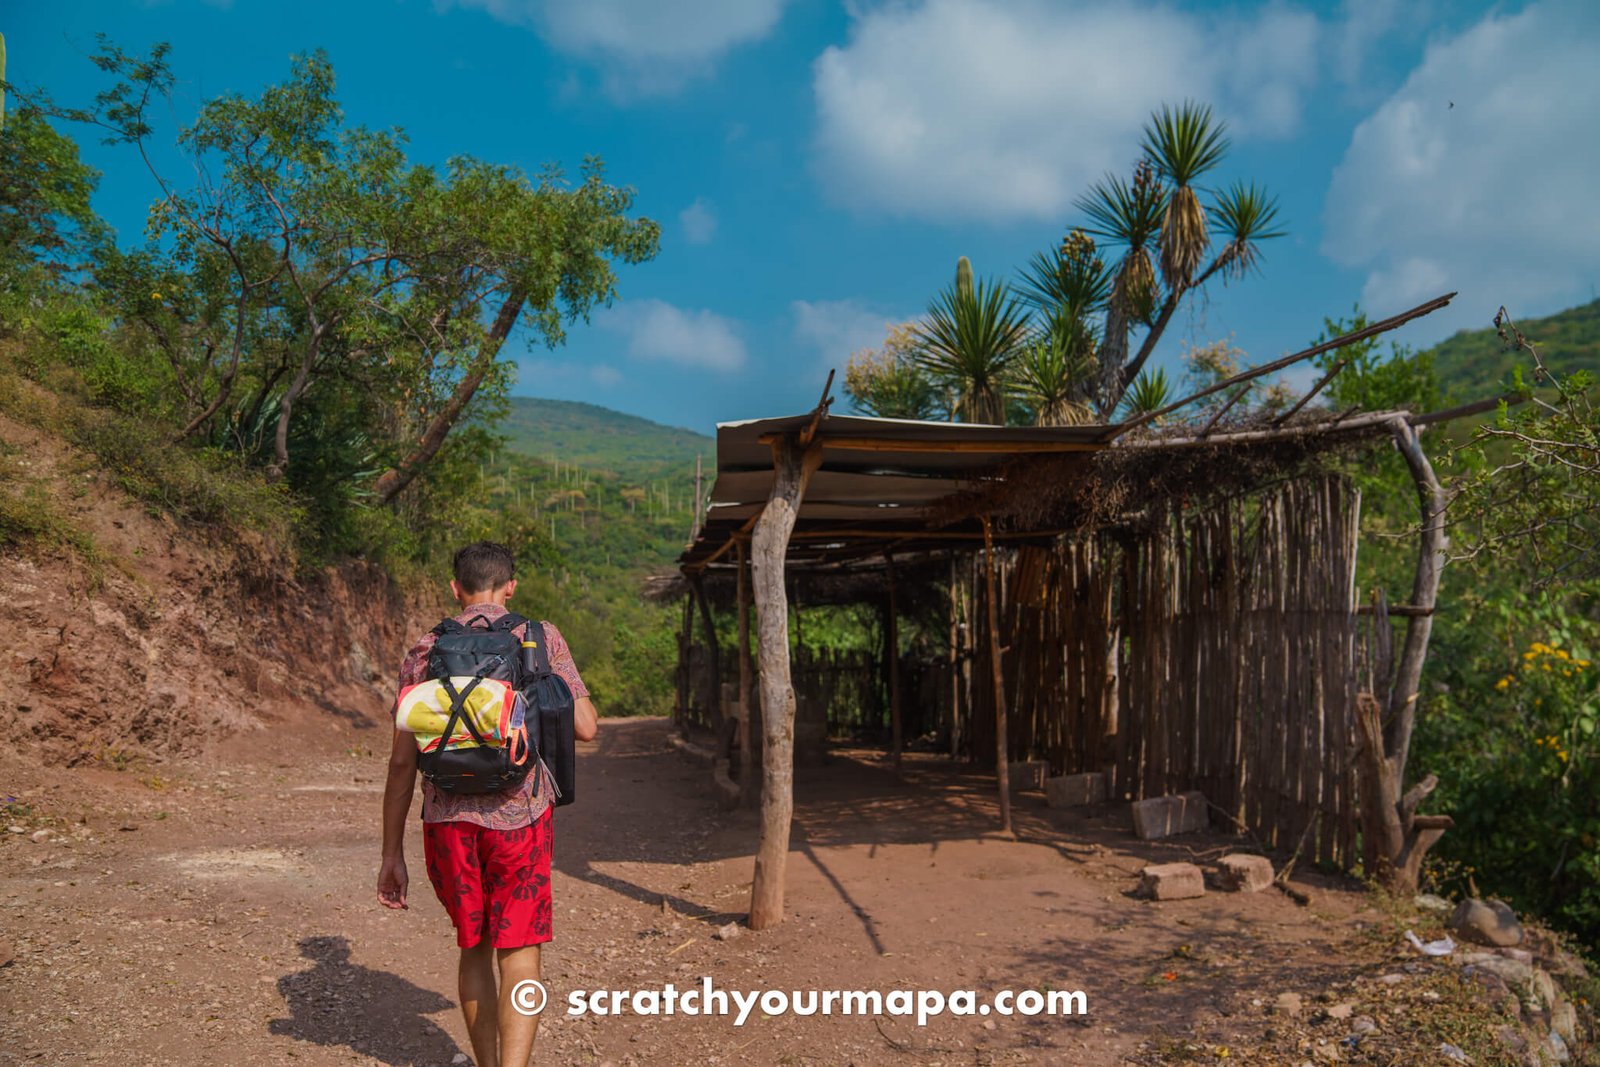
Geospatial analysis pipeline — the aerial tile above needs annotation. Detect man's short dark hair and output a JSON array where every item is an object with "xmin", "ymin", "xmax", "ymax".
[{"xmin": 452, "ymin": 541, "xmax": 515, "ymax": 593}]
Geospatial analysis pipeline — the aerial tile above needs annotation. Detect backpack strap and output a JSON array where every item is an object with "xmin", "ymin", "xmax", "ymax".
[
  {"xmin": 492, "ymin": 611, "xmax": 531, "ymax": 633},
  {"xmin": 430, "ymin": 618, "xmax": 468, "ymax": 638},
  {"xmin": 522, "ymin": 621, "xmax": 553, "ymax": 676},
  {"xmin": 434, "ymin": 675, "xmax": 490, "ymax": 754}
]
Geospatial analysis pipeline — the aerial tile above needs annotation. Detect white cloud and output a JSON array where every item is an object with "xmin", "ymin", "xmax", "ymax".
[
  {"xmin": 791, "ymin": 299, "xmax": 910, "ymax": 371},
  {"xmin": 597, "ymin": 299, "xmax": 747, "ymax": 372},
  {"xmin": 1322, "ymin": 1, "xmax": 1600, "ymax": 331},
  {"xmin": 679, "ymin": 199, "xmax": 718, "ymax": 245},
  {"xmin": 451, "ymin": 0, "xmax": 790, "ymax": 96},
  {"xmin": 590, "ymin": 364, "xmax": 623, "ymax": 387},
  {"xmin": 810, "ymin": 0, "xmax": 1319, "ymax": 222}
]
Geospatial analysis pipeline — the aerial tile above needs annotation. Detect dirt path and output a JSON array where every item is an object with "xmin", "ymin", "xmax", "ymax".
[{"xmin": 0, "ymin": 718, "xmax": 1496, "ymax": 1066}]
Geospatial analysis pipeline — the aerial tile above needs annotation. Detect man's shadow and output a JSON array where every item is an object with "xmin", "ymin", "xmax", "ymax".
[{"xmin": 268, "ymin": 935, "xmax": 464, "ymax": 1066}]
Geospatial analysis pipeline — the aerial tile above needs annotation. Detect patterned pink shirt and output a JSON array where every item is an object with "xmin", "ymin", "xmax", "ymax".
[{"xmin": 396, "ymin": 603, "xmax": 588, "ymax": 829}]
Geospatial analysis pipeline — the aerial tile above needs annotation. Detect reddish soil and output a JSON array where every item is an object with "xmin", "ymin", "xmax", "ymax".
[{"xmin": 1, "ymin": 713, "xmax": 1475, "ymax": 1067}]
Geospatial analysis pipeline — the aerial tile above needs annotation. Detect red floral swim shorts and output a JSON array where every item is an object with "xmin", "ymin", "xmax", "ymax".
[{"xmin": 422, "ymin": 810, "xmax": 553, "ymax": 949}]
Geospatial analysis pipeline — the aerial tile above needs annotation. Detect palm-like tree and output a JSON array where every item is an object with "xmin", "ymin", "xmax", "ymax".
[
  {"xmin": 1013, "ymin": 313, "xmax": 1097, "ymax": 426},
  {"xmin": 1118, "ymin": 367, "xmax": 1173, "ymax": 422},
  {"xmin": 1142, "ymin": 101, "xmax": 1229, "ymax": 289},
  {"xmin": 914, "ymin": 271, "xmax": 1030, "ymax": 425},
  {"xmin": 1077, "ymin": 162, "xmax": 1165, "ymax": 404}
]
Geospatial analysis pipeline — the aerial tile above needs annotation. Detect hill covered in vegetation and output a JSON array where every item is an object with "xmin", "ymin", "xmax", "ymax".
[
  {"xmin": 1425, "ymin": 297, "xmax": 1600, "ymax": 400},
  {"xmin": 500, "ymin": 396, "xmax": 712, "ymax": 481}
]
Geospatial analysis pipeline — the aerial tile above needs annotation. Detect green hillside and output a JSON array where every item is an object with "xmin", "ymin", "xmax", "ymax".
[
  {"xmin": 501, "ymin": 396, "xmax": 713, "ymax": 480},
  {"xmin": 1425, "ymin": 298, "xmax": 1600, "ymax": 401}
]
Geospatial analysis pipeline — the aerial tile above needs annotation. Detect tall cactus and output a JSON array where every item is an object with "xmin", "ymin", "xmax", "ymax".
[{"xmin": 955, "ymin": 255, "xmax": 972, "ymax": 299}]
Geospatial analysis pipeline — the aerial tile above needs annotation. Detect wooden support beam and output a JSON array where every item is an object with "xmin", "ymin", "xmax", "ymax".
[
  {"xmin": 736, "ymin": 537, "xmax": 758, "ymax": 808},
  {"xmin": 1199, "ymin": 384, "xmax": 1251, "ymax": 436},
  {"xmin": 747, "ymin": 435, "xmax": 821, "ymax": 931},
  {"xmin": 1113, "ymin": 292, "xmax": 1456, "ymax": 436},
  {"xmin": 689, "ymin": 572, "xmax": 721, "ymax": 729},
  {"xmin": 981, "ymin": 515, "xmax": 1014, "ymax": 836},
  {"xmin": 884, "ymin": 549, "xmax": 903, "ymax": 776}
]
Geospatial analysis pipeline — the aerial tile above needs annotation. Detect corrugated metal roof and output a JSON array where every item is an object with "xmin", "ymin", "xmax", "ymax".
[{"xmin": 680, "ymin": 414, "xmax": 1116, "ymax": 569}]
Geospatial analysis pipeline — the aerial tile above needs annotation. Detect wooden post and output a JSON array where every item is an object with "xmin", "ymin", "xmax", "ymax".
[
  {"xmin": 689, "ymin": 573, "xmax": 721, "ymax": 728},
  {"xmin": 884, "ymin": 550, "xmax": 903, "ymax": 775},
  {"xmin": 675, "ymin": 589, "xmax": 693, "ymax": 734},
  {"xmin": 747, "ymin": 435, "xmax": 819, "ymax": 930},
  {"xmin": 982, "ymin": 515, "xmax": 1014, "ymax": 836},
  {"xmin": 1353, "ymin": 417, "xmax": 1452, "ymax": 892},
  {"xmin": 737, "ymin": 537, "xmax": 758, "ymax": 808}
]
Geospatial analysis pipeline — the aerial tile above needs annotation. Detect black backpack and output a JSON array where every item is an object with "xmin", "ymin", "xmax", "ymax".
[{"xmin": 417, "ymin": 610, "xmax": 576, "ymax": 806}]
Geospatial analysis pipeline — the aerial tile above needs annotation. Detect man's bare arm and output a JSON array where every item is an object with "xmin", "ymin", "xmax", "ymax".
[
  {"xmin": 377, "ymin": 723, "xmax": 417, "ymax": 909},
  {"xmin": 574, "ymin": 696, "xmax": 598, "ymax": 742}
]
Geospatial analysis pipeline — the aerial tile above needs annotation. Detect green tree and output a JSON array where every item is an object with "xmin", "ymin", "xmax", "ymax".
[
  {"xmin": 47, "ymin": 39, "xmax": 659, "ymax": 502},
  {"xmin": 913, "ymin": 263, "xmax": 1030, "ymax": 425},
  {"xmin": 1074, "ymin": 102, "xmax": 1283, "ymax": 413},
  {"xmin": 843, "ymin": 322, "xmax": 943, "ymax": 420},
  {"xmin": 0, "ymin": 104, "xmax": 105, "ymax": 277}
]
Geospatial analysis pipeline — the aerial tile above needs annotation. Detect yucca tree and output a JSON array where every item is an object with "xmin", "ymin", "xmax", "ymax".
[
  {"xmin": 1016, "ymin": 228, "xmax": 1113, "ymax": 326},
  {"xmin": 1118, "ymin": 367, "xmax": 1173, "ymax": 422},
  {"xmin": 914, "ymin": 270, "xmax": 1030, "ymax": 425},
  {"xmin": 1143, "ymin": 101, "xmax": 1229, "ymax": 289},
  {"xmin": 1077, "ymin": 160, "xmax": 1165, "ymax": 406},
  {"xmin": 1013, "ymin": 313, "xmax": 1097, "ymax": 426},
  {"xmin": 1086, "ymin": 104, "xmax": 1283, "ymax": 413}
]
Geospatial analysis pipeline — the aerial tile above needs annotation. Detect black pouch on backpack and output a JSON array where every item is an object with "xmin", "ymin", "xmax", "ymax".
[
  {"xmin": 520, "ymin": 622, "xmax": 577, "ymax": 806},
  {"xmin": 416, "ymin": 611, "xmax": 537, "ymax": 796}
]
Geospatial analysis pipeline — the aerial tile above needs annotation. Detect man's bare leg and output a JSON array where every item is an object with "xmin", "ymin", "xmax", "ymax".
[
  {"xmin": 459, "ymin": 941, "xmax": 499, "ymax": 1067},
  {"xmin": 496, "ymin": 945, "xmax": 542, "ymax": 1067}
]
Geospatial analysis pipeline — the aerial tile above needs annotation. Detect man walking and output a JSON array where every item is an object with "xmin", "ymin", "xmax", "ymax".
[{"xmin": 377, "ymin": 541, "xmax": 598, "ymax": 1067}]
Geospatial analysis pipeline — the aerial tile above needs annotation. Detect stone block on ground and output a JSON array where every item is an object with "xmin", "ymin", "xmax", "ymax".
[
  {"xmin": 1131, "ymin": 791, "xmax": 1209, "ymax": 839},
  {"xmin": 1139, "ymin": 862, "xmax": 1205, "ymax": 901},
  {"xmin": 1008, "ymin": 760, "xmax": 1047, "ymax": 792},
  {"xmin": 1216, "ymin": 853, "xmax": 1275, "ymax": 892},
  {"xmin": 1450, "ymin": 898, "xmax": 1524, "ymax": 947},
  {"xmin": 1044, "ymin": 772, "xmax": 1106, "ymax": 808}
]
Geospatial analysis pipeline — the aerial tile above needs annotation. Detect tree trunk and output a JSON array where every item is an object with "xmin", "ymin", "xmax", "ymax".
[
  {"xmin": 374, "ymin": 287, "xmax": 527, "ymax": 504},
  {"xmin": 266, "ymin": 322, "xmax": 326, "ymax": 482},
  {"xmin": 1353, "ymin": 417, "xmax": 1451, "ymax": 893},
  {"xmin": 982, "ymin": 516, "xmax": 1014, "ymax": 835},
  {"xmin": 884, "ymin": 550, "xmax": 903, "ymax": 775},
  {"xmin": 747, "ymin": 436, "xmax": 818, "ymax": 931}
]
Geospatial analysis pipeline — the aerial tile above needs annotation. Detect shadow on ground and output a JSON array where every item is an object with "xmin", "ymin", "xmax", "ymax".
[{"xmin": 268, "ymin": 935, "xmax": 464, "ymax": 1067}]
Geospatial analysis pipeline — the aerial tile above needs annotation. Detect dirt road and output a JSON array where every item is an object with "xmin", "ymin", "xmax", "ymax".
[{"xmin": 1, "ymin": 718, "xmax": 1483, "ymax": 1066}]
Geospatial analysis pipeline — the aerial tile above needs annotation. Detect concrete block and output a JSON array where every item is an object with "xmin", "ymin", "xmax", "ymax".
[
  {"xmin": 1139, "ymin": 862, "xmax": 1205, "ymax": 901},
  {"xmin": 1045, "ymin": 772, "xmax": 1107, "ymax": 808},
  {"xmin": 1131, "ymin": 791, "xmax": 1209, "ymax": 839},
  {"xmin": 1007, "ymin": 760, "xmax": 1047, "ymax": 792},
  {"xmin": 1217, "ymin": 853, "xmax": 1275, "ymax": 892}
]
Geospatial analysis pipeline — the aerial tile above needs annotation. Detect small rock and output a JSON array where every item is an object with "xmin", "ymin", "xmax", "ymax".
[
  {"xmin": 1548, "ymin": 1028, "xmax": 1571, "ymax": 1063},
  {"xmin": 1551, "ymin": 1000, "xmax": 1578, "ymax": 1044},
  {"xmin": 1138, "ymin": 862, "xmax": 1205, "ymax": 901},
  {"xmin": 1273, "ymin": 992, "xmax": 1304, "ymax": 1017},
  {"xmin": 451, "ymin": 1055, "xmax": 471, "ymax": 1066},
  {"xmin": 1438, "ymin": 1043, "xmax": 1470, "ymax": 1064},
  {"xmin": 1376, "ymin": 973, "xmax": 1406, "ymax": 985},
  {"xmin": 1350, "ymin": 1016, "xmax": 1377, "ymax": 1036},
  {"xmin": 1216, "ymin": 853, "xmax": 1274, "ymax": 893},
  {"xmin": 1325, "ymin": 1002, "xmax": 1354, "ymax": 1021},
  {"xmin": 1414, "ymin": 893, "xmax": 1453, "ymax": 912},
  {"xmin": 1462, "ymin": 952, "xmax": 1534, "ymax": 985},
  {"xmin": 29, "ymin": 829, "xmax": 52, "ymax": 843},
  {"xmin": 1450, "ymin": 898, "xmax": 1524, "ymax": 947},
  {"xmin": 6, "ymin": 825, "xmax": 24, "ymax": 834},
  {"xmin": 981, "ymin": 1019, "xmax": 997, "ymax": 1031},
  {"xmin": 713, "ymin": 922, "xmax": 743, "ymax": 941},
  {"xmin": 0, "ymin": 939, "xmax": 13, "ymax": 967}
]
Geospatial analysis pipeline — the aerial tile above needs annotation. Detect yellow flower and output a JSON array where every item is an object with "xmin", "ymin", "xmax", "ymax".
[
  {"xmin": 1524, "ymin": 651, "xmax": 1538, "ymax": 661},
  {"xmin": 1495, "ymin": 677, "xmax": 1512, "ymax": 691}
]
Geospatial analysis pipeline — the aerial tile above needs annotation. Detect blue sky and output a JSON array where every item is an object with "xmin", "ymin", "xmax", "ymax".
[{"xmin": 9, "ymin": 0, "xmax": 1599, "ymax": 434}]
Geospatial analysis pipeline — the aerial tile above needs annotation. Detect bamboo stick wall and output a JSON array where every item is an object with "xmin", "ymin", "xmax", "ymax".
[{"xmin": 963, "ymin": 474, "xmax": 1363, "ymax": 865}]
